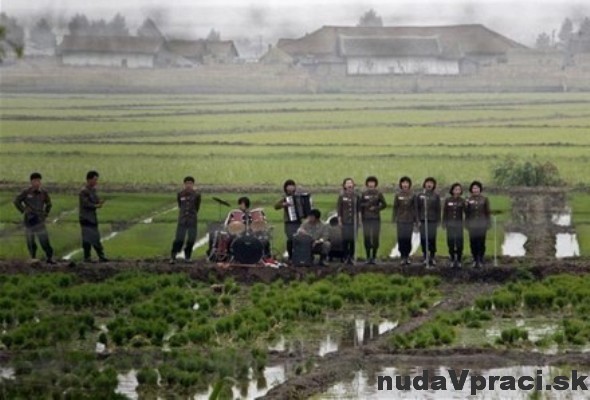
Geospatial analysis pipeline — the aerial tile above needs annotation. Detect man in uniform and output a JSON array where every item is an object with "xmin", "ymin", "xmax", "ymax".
[
  {"xmin": 465, "ymin": 181, "xmax": 491, "ymax": 268},
  {"xmin": 442, "ymin": 183, "xmax": 465, "ymax": 268},
  {"xmin": 337, "ymin": 177, "xmax": 361, "ymax": 265},
  {"xmin": 415, "ymin": 177, "xmax": 441, "ymax": 267},
  {"xmin": 79, "ymin": 170, "xmax": 108, "ymax": 263},
  {"xmin": 393, "ymin": 176, "xmax": 416, "ymax": 266},
  {"xmin": 170, "ymin": 176, "xmax": 201, "ymax": 264},
  {"xmin": 360, "ymin": 176, "xmax": 387, "ymax": 264},
  {"xmin": 14, "ymin": 172, "xmax": 55, "ymax": 264},
  {"xmin": 296, "ymin": 209, "xmax": 331, "ymax": 266}
]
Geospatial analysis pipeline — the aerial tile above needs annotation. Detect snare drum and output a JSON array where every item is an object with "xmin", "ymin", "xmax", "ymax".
[
  {"xmin": 250, "ymin": 208, "xmax": 268, "ymax": 233},
  {"xmin": 226, "ymin": 209, "xmax": 246, "ymax": 235}
]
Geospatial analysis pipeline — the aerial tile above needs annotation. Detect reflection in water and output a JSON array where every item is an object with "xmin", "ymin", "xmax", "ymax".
[
  {"xmin": 555, "ymin": 233, "xmax": 580, "ymax": 258},
  {"xmin": 318, "ymin": 319, "xmax": 398, "ymax": 357},
  {"xmin": 390, "ymin": 232, "xmax": 421, "ymax": 258},
  {"xmin": 115, "ymin": 369, "xmax": 138, "ymax": 400},
  {"xmin": 321, "ymin": 365, "xmax": 588, "ymax": 399},
  {"xmin": 194, "ymin": 365, "xmax": 286, "ymax": 400},
  {"xmin": 501, "ymin": 232, "xmax": 527, "ymax": 257},
  {"xmin": 268, "ymin": 335, "xmax": 286, "ymax": 352}
]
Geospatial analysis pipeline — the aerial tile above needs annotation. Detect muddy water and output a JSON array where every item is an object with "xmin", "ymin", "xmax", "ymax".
[
  {"xmin": 0, "ymin": 367, "xmax": 15, "ymax": 380},
  {"xmin": 501, "ymin": 232, "xmax": 527, "ymax": 257},
  {"xmin": 115, "ymin": 369, "xmax": 138, "ymax": 400},
  {"xmin": 551, "ymin": 208, "xmax": 572, "ymax": 227},
  {"xmin": 319, "ymin": 365, "xmax": 589, "ymax": 399}
]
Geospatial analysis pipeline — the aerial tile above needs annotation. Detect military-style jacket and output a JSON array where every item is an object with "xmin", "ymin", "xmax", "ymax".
[
  {"xmin": 360, "ymin": 189, "xmax": 387, "ymax": 221},
  {"xmin": 442, "ymin": 196, "xmax": 465, "ymax": 228},
  {"xmin": 465, "ymin": 195, "xmax": 491, "ymax": 230},
  {"xmin": 274, "ymin": 191, "xmax": 312, "ymax": 223},
  {"xmin": 14, "ymin": 187, "xmax": 52, "ymax": 226},
  {"xmin": 177, "ymin": 189, "xmax": 201, "ymax": 226},
  {"xmin": 79, "ymin": 185, "xmax": 101, "ymax": 225},
  {"xmin": 392, "ymin": 190, "xmax": 416, "ymax": 224},
  {"xmin": 299, "ymin": 220, "xmax": 329, "ymax": 241},
  {"xmin": 337, "ymin": 191, "xmax": 361, "ymax": 225},
  {"xmin": 415, "ymin": 190, "xmax": 441, "ymax": 223}
]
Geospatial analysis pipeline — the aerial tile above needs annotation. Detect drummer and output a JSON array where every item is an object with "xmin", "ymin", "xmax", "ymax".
[{"xmin": 224, "ymin": 197, "xmax": 251, "ymax": 226}]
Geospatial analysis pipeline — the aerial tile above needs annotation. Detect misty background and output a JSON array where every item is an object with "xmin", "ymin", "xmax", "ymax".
[{"xmin": 3, "ymin": 0, "xmax": 590, "ymax": 50}]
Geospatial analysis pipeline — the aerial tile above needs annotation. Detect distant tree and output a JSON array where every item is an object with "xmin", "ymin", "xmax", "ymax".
[
  {"xmin": 357, "ymin": 9, "xmax": 383, "ymax": 27},
  {"xmin": 558, "ymin": 17, "xmax": 573, "ymax": 43},
  {"xmin": 0, "ymin": 13, "xmax": 24, "ymax": 59},
  {"xmin": 578, "ymin": 17, "xmax": 590, "ymax": 38},
  {"xmin": 30, "ymin": 18, "xmax": 56, "ymax": 49},
  {"xmin": 206, "ymin": 28, "xmax": 221, "ymax": 41},
  {"xmin": 88, "ymin": 19, "xmax": 107, "ymax": 36},
  {"xmin": 492, "ymin": 157, "xmax": 564, "ymax": 187},
  {"xmin": 535, "ymin": 32, "xmax": 552, "ymax": 50},
  {"xmin": 137, "ymin": 18, "xmax": 163, "ymax": 38},
  {"xmin": 107, "ymin": 13, "xmax": 129, "ymax": 36},
  {"xmin": 68, "ymin": 13, "xmax": 90, "ymax": 36}
]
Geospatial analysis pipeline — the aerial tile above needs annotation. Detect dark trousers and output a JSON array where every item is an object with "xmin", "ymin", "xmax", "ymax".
[
  {"xmin": 419, "ymin": 221, "xmax": 437, "ymax": 257},
  {"xmin": 171, "ymin": 224, "xmax": 197, "ymax": 259},
  {"xmin": 446, "ymin": 224, "xmax": 464, "ymax": 261},
  {"xmin": 341, "ymin": 223, "xmax": 356, "ymax": 260},
  {"xmin": 362, "ymin": 219, "xmax": 380, "ymax": 259},
  {"xmin": 80, "ymin": 222, "xmax": 105, "ymax": 260},
  {"xmin": 469, "ymin": 227, "xmax": 487, "ymax": 262},
  {"xmin": 25, "ymin": 223, "xmax": 53, "ymax": 259},
  {"xmin": 397, "ymin": 222, "xmax": 414, "ymax": 258},
  {"xmin": 284, "ymin": 221, "xmax": 301, "ymax": 259}
]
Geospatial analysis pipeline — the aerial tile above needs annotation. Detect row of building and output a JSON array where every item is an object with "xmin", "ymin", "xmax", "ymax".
[{"xmin": 57, "ymin": 24, "xmax": 590, "ymax": 76}]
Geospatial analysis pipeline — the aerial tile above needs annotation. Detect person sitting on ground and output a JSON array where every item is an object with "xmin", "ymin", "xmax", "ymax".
[{"xmin": 296, "ymin": 209, "xmax": 331, "ymax": 266}]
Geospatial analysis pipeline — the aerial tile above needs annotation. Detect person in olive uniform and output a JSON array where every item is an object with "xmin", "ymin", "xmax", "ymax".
[
  {"xmin": 442, "ymin": 183, "xmax": 465, "ymax": 268},
  {"xmin": 465, "ymin": 181, "xmax": 491, "ymax": 268},
  {"xmin": 296, "ymin": 209, "xmax": 331, "ymax": 266},
  {"xmin": 393, "ymin": 176, "xmax": 416, "ymax": 266},
  {"xmin": 14, "ymin": 172, "xmax": 55, "ymax": 264},
  {"xmin": 169, "ymin": 176, "xmax": 202, "ymax": 264},
  {"xmin": 360, "ymin": 176, "xmax": 387, "ymax": 264},
  {"xmin": 415, "ymin": 177, "xmax": 441, "ymax": 267},
  {"xmin": 274, "ymin": 179, "xmax": 304, "ymax": 260},
  {"xmin": 337, "ymin": 177, "xmax": 361, "ymax": 265},
  {"xmin": 79, "ymin": 170, "xmax": 108, "ymax": 262}
]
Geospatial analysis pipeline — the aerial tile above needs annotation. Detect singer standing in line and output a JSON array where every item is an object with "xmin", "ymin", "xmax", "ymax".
[
  {"xmin": 337, "ymin": 178, "xmax": 361, "ymax": 265},
  {"xmin": 415, "ymin": 177, "xmax": 441, "ymax": 267},
  {"xmin": 465, "ymin": 181, "xmax": 491, "ymax": 268},
  {"xmin": 360, "ymin": 176, "xmax": 387, "ymax": 264},
  {"xmin": 393, "ymin": 176, "xmax": 417, "ymax": 266}
]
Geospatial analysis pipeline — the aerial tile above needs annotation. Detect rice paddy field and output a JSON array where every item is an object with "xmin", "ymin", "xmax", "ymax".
[{"xmin": 1, "ymin": 91, "xmax": 590, "ymax": 399}]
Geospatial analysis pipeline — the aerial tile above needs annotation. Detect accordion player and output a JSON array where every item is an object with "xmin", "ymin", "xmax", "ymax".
[{"xmin": 285, "ymin": 193, "xmax": 312, "ymax": 222}]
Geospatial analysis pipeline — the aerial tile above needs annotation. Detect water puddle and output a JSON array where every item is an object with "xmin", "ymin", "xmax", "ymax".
[
  {"xmin": 194, "ymin": 364, "xmax": 287, "ymax": 400},
  {"xmin": 115, "ymin": 369, "xmax": 138, "ymax": 400},
  {"xmin": 501, "ymin": 232, "xmax": 527, "ymax": 257},
  {"xmin": 390, "ymin": 232, "xmax": 421, "ymax": 258},
  {"xmin": 555, "ymin": 233, "xmax": 580, "ymax": 258},
  {"xmin": 319, "ymin": 335, "xmax": 339, "ymax": 357},
  {"xmin": 551, "ymin": 208, "xmax": 572, "ymax": 227},
  {"xmin": 142, "ymin": 206, "xmax": 178, "ymax": 224},
  {"xmin": 320, "ymin": 365, "xmax": 589, "ymax": 399},
  {"xmin": 317, "ymin": 319, "xmax": 398, "ymax": 357},
  {"xmin": 0, "ymin": 367, "xmax": 15, "ymax": 380}
]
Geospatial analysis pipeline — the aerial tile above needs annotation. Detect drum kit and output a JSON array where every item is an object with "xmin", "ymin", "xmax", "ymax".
[{"xmin": 208, "ymin": 198, "xmax": 271, "ymax": 264}]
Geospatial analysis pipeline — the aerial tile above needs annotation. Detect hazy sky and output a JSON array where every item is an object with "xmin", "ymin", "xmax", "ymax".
[{"xmin": 3, "ymin": 0, "xmax": 590, "ymax": 46}]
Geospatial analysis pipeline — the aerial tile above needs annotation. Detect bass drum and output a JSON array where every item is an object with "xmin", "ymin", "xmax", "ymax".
[{"xmin": 231, "ymin": 235, "xmax": 264, "ymax": 264}]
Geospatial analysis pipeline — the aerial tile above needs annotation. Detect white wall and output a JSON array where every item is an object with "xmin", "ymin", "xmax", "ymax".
[
  {"xmin": 62, "ymin": 52, "xmax": 154, "ymax": 68},
  {"xmin": 346, "ymin": 57, "xmax": 460, "ymax": 75}
]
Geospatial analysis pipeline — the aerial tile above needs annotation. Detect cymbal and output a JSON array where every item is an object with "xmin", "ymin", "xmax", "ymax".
[{"xmin": 212, "ymin": 197, "xmax": 231, "ymax": 207}]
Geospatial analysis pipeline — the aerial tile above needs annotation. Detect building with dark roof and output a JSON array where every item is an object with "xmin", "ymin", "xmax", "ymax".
[{"xmin": 276, "ymin": 24, "xmax": 527, "ymax": 75}]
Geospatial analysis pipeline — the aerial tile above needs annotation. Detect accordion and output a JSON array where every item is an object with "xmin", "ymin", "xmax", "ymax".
[{"xmin": 286, "ymin": 193, "xmax": 312, "ymax": 222}]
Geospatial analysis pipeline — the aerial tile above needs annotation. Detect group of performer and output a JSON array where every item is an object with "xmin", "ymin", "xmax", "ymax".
[{"xmin": 13, "ymin": 172, "xmax": 491, "ymax": 268}]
